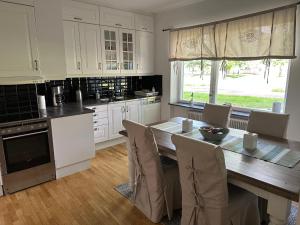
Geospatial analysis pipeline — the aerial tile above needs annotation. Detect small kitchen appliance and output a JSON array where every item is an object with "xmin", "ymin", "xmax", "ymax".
[{"xmin": 52, "ymin": 86, "xmax": 64, "ymax": 106}]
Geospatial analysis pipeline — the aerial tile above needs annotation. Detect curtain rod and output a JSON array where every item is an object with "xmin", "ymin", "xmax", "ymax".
[{"xmin": 162, "ymin": 2, "xmax": 299, "ymax": 32}]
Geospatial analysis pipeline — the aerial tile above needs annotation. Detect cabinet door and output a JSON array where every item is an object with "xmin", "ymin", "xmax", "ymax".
[
  {"xmin": 108, "ymin": 103, "xmax": 125, "ymax": 139},
  {"xmin": 134, "ymin": 14, "xmax": 154, "ymax": 32},
  {"xmin": 100, "ymin": 7, "xmax": 135, "ymax": 29},
  {"xmin": 63, "ymin": 21, "xmax": 82, "ymax": 76},
  {"xmin": 141, "ymin": 103, "xmax": 161, "ymax": 125},
  {"xmin": 79, "ymin": 23, "xmax": 102, "ymax": 76},
  {"xmin": 101, "ymin": 26, "xmax": 120, "ymax": 75},
  {"xmin": 0, "ymin": 2, "xmax": 40, "ymax": 77},
  {"xmin": 119, "ymin": 29, "xmax": 135, "ymax": 74},
  {"xmin": 136, "ymin": 31, "xmax": 154, "ymax": 75},
  {"xmin": 63, "ymin": 0, "xmax": 99, "ymax": 24},
  {"xmin": 125, "ymin": 100, "xmax": 141, "ymax": 123}
]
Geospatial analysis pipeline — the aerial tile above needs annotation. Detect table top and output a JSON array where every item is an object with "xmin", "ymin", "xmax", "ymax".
[{"xmin": 119, "ymin": 117, "xmax": 300, "ymax": 202}]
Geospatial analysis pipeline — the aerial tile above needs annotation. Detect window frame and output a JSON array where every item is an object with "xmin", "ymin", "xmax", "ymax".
[{"xmin": 176, "ymin": 59, "xmax": 291, "ymax": 113}]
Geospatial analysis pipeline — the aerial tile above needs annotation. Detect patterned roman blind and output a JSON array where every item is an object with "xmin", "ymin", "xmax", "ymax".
[{"xmin": 169, "ymin": 5, "xmax": 297, "ymax": 61}]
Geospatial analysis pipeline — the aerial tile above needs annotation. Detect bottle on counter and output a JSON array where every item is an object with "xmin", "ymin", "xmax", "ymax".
[{"xmin": 96, "ymin": 90, "xmax": 100, "ymax": 100}]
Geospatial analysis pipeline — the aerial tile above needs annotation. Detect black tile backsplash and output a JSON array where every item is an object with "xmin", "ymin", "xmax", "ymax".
[
  {"xmin": 0, "ymin": 84, "xmax": 38, "ymax": 123},
  {"xmin": 0, "ymin": 75, "xmax": 163, "ymax": 120}
]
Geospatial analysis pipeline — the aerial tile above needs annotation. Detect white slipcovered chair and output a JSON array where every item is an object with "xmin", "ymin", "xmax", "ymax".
[
  {"xmin": 247, "ymin": 110, "xmax": 290, "ymax": 223},
  {"xmin": 171, "ymin": 134, "xmax": 260, "ymax": 225},
  {"xmin": 247, "ymin": 110, "xmax": 290, "ymax": 138},
  {"xmin": 202, "ymin": 103, "xmax": 232, "ymax": 128},
  {"xmin": 123, "ymin": 120, "xmax": 181, "ymax": 223}
]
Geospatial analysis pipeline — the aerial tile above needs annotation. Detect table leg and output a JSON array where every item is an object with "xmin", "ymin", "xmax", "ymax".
[
  {"xmin": 126, "ymin": 140, "xmax": 135, "ymax": 191},
  {"xmin": 296, "ymin": 202, "xmax": 300, "ymax": 225},
  {"xmin": 267, "ymin": 195, "xmax": 291, "ymax": 225}
]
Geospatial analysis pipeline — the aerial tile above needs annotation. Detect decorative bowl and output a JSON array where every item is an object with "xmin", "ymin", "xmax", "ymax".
[{"xmin": 199, "ymin": 126, "xmax": 229, "ymax": 142}]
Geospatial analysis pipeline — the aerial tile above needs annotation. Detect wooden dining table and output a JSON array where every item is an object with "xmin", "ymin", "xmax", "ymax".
[{"xmin": 119, "ymin": 117, "xmax": 300, "ymax": 225}]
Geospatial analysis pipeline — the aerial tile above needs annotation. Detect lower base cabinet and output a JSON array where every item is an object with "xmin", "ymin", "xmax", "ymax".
[{"xmin": 51, "ymin": 113, "xmax": 95, "ymax": 178}]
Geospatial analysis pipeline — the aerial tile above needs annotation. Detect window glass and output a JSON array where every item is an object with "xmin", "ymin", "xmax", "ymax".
[
  {"xmin": 181, "ymin": 60, "xmax": 212, "ymax": 103},
  {"xmin": 216, "ymin": 60, "xmax": 290, "ymax": 110}
]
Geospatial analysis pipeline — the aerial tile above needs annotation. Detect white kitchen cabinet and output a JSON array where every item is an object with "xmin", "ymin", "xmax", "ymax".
[
  {"xmin": 101, "ymin": 26, "xmax": 120, "ymax": 75},
  {"xmin": 79, "ymin": 23, "xmax": 102, "ymax": 75},
  {"xmin": 108, "ymin": 102, "xmax": 126, "ymax": 139},
  {"xmin": 141, "ymin": 102, "xmax": 161, "ymax": 125},
  {"xmin": 63, "ymin": 21, "xmax": 81, "ymax": 76},
  {"xmin": 125, "ymin": 100, "xmax": 141, "ymax": 123},
  {"xmin": 119, "ymin": 29, "xmax": 136, "ymax": 74},
  {"xmin": 136, "ymin": 31, "xmax": 154, "ymax": 75},
  {"xmin": 100, "ymin": 7, "xmax": 135, "ymax": 29},
  {"xmin": 63, "ymin": 0, "xmax": 99, "ymax": 24},
  {"xmin": 0, "ymin": 2, "xmax": 40, "ymax": 82},
  {"xmin": 51, "ymin": 113, "xmax": 95, "ymax": 178},
  {"xmin": 35, "ymin": 0, "xmax": 66, "ymax": 80},
  {"xmin": 134, "ymin": 14, "xmax": 154, "ymax": 32},
  {"xmin": 63, "ymin": 21, "xmax": 102, "ymax": 77},
  {"xmin": 101, "ymin": 27, "xmax": 136, "ymax": 75}
]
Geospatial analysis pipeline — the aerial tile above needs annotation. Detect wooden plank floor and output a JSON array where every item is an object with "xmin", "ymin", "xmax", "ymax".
[{"xmin": 0, "ymin": 144, "xmax": 156, "ymax": 225}]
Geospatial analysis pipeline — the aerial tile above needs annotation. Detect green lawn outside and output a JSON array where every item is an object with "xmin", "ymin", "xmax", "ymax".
[{"xmin": 183, "ymin": 92, "xmax": 283, "ymax": 109}]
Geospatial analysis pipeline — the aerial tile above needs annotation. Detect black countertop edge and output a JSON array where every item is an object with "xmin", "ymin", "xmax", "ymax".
[
  {"xmin": 169, "ymin": 102, "xmax": 250, "ymax": 120},
  {"xmin": 82, "ymin": 95, "xmax": 161, "ymax": 107}
]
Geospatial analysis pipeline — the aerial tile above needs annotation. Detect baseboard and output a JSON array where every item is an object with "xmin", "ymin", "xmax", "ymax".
[
  {"xmin": 95, "ymin": 137, "xmax": 126, "ymax": 151},
  {"xmin": 56, "ymin": 160, "xmax": 91, "ymax": 179}
]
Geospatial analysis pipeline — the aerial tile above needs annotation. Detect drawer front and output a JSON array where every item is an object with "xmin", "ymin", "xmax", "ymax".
[
  {"xmin": 89, "ymin": 104, "xmax": 108, "ymax": 112},
  {"xmin": 94, "ymin": 125, "xmax": 109, "ymax": 143},
  {"xmin": 93, "ymin": 118, "xmax": 108, "ymax": 127}
]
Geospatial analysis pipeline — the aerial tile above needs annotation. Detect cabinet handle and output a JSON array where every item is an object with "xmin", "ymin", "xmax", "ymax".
[
  {"xmin": 126, "ymin": 106, "xmax": 129, "ymax": 112},
  {"xmin": 115, "ymin": 23, "xmax": 122, "ymax": 27},
  {"xmin": 74, "ymin": 17, "xmax": 83, "ymax": 21},
  {"xmin": 98, "ymin": 62, "xmax": 102, "ymax": 70},
  {"xmin": 34, "ymin": 60, "xmax": 39, "ymax": 71},
  {"xmin": 94, "ymin": 128, "xmax": 97, "ymax": 131},
  {"xmin": 142, "ymin": 27, "xmax": 147, "ymax": 30},
  {"xmin": 77, "ymin": 62, "xmax": 81, "ymax": 70}
]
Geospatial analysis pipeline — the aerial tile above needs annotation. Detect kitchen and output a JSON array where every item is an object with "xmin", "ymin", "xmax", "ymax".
[{"xmin": 0, "ymin": 0, "xmax": 161, "ymax": 196}]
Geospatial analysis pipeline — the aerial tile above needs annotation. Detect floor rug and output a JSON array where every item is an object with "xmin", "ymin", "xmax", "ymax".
[{"xmin": 115, "ymin": 183, "xmax": 298, "ymax": 225}]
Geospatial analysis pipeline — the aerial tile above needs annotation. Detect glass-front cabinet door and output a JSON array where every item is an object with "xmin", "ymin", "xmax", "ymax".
[
  {"xmin": 101, "ymin": 26, "xmax": 120, "ymax": 75},
  {"xmin": 119, "ymin": 29, "xmax": 135, "ymax": 74}
]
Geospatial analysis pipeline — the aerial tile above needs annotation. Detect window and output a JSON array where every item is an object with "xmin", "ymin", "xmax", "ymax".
[{"xmin": 178, "ymin": 59, "xmax": 290, "ymax": 111}]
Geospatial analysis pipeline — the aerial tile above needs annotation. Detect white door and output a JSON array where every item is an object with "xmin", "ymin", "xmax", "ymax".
[
  {"xmin": 101, "ymin": 26, "xmax": 120, "ymax": 75},
  {"xmin": 125, "ymin": 100, "xmax": 141, "ymax": 123},
  {"xmin": 63, "ymin": 21, "xmax": 82, "ymax": 76},
  {"xmin": 108, "ymin": 102, "xmax": 125, "ymax": 139},
  {"xmin": 136, "ymin": 31, "xmax": 154, "ymax": 75},
  {"xmin": 79, "ymin": 23, "xmax": 102, "ymax": 76},
  {"xmin": 119, "ymin": 29, "xmax": 135, "ymax": 74},
  {"xmin": 0, "ymin": 2, "xmax": 40, "ymax": 77}
]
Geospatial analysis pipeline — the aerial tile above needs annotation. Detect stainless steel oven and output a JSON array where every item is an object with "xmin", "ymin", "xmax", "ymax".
[{"xmin": 0, "ymin": 119, "xmax": 56, "ymax": 194}]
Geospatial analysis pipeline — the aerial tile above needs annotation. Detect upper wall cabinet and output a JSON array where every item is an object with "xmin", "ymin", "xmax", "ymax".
[
  {"xmin": 0, "ymin": 2, "xmax": 40, "ymax": 80},
  {"xmin": 63, "ymin": 21, "xmax": 102, "ymax": 77},
  {"xmin": 100, "ymin": 7, "xmax": 135, "ymax": 29},
  {"xmin": 136, "ymin": 31, "xmax": 154, "ymax": 75},
  {"xmin": 134, "ymin": 14, "xmax": 154, "ymax": 33},
  {"xmin": 63, "ymin": 0, "xmax": 99, "ymax": 24}
]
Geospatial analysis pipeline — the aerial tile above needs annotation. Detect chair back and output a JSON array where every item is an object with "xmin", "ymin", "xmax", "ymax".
[
  {"xmin": 171, "ymin": 134, "xmax": 228, "ymax": 225},
  {"xmin": 247, "ymin": 111, "xmax": 289, "ymax": 138},
  {"xmin": 122, "ymin": 120, "xmax": 165, "ymax": 223},
  {"xmin": 202, "ymin": 103, "xmax": 231, "ymax": 128}
]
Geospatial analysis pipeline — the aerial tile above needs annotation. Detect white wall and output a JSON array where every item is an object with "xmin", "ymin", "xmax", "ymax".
[{"xmin": 154, "ymin": 0, "xmax": 300, "ymax": 140}]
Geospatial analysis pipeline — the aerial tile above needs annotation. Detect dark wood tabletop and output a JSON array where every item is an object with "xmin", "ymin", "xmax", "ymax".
[{"xmin": 119, "ymin": 117, "xmax": 300, "ymax": 202}]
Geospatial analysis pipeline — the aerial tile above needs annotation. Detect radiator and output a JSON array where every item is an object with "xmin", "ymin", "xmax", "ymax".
[{"xmin": 187, "ymin": 110, "xmax": 248, "ymax": 130}]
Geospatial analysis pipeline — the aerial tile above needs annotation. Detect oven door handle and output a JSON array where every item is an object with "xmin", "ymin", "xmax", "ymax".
[{"xmin": 2, "ymin": 130, "xmax": 48, "ymax": 141}]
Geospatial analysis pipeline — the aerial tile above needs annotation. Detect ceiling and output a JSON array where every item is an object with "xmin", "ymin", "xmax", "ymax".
[{"xmin": 75, "ymin": 0, "xmax": 205, "ymax": 14}]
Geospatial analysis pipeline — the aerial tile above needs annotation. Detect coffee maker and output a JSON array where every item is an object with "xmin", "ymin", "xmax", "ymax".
[{"xmin": 52, "ymin": 86, "xmax": 64, "ymax": 106}]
